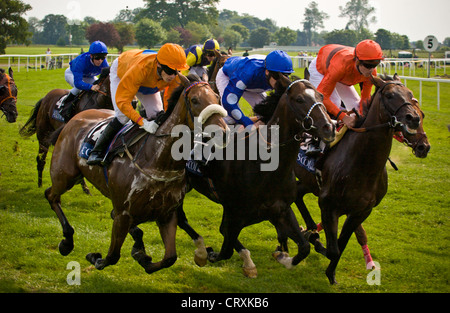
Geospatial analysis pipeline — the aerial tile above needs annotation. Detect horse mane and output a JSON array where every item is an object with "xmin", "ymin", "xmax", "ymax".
[
  {"xmin": 361, "ymin": 73, "xmax": 394, "ymax": 117},
  {"xmin": 253, "ymin": 75, "xmax": 302, "ymax": 124}
]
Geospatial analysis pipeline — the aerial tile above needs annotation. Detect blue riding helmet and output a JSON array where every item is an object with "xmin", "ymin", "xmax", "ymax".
[
  {"xmin": 89, "ymin": 41, "xmax": 108, "ymax": 54},
  {"xmin": 203, "ymin": 39, "xmax": 220, "ymax": 51},
  {"xmin": 265, "ymin": 50, "xmax": 294, "ymax": 73}
]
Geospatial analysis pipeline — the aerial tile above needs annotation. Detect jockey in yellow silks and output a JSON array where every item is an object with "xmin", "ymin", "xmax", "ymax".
[
  {"xmin": 87, "ymin": 43, "xmax": 189, "ymax": 166},
  {"xmin": 183, "ymin": 39, "xmax": 220, "ymax": 81}
]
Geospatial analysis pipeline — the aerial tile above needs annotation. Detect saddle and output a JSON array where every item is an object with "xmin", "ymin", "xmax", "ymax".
[{"xmin": 79, "ymin": 119, "xmax": 148, "ymax": 166}]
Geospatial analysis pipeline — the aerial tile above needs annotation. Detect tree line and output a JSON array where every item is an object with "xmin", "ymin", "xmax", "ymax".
[{"xmin": 2, "ymin": 0, "xmax": 449, "ymax": 54}]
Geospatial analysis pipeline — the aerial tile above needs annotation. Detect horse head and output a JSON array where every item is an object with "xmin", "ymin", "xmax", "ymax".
[
  {"xmin": 370, "ymin": 74, "xmax": 421, "ymax": 134},
  {"xmin": 0, "ymin": 67, "xmax": 18, "ymax": 123},
  {"xmin": 277, "ymin": 75, "xmax": 335, "ymax": 144}
]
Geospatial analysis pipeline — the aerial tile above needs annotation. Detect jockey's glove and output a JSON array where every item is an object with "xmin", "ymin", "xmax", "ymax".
[{"xmin": 141, "ymin": 119, "xmax": 159, "ymax": 134}]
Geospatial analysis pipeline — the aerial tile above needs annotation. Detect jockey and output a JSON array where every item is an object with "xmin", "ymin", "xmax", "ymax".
[
  {"xmin": 184, "ymin": 39, "xmax": 220, "ymax": 81},
  {"xmin": 60, "ymin": 40, "xmax": 109, "ymax": 122},
  {"xmin": 86, "ymin": 43, "xmax": 189, "ymax": 166},
  {"xmin": 215, "ymin": 50, "xmax": 294, "ymax": 127},
  {"xmin": 306, "ymin": 39, "xmax": 384, "ymax": 155}
]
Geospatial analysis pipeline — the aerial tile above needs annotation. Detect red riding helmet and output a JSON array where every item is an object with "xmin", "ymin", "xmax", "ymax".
[{"xmin": 355, "ymin": 40, "xmax": 384, "ymax": 61}]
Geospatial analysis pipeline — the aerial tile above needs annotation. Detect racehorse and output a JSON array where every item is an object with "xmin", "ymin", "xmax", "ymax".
[
  {"xmin": 290, "ymin": 74, "xmax": 422, "ymax": 284},
  {"xmin": 177, "ymin": 75, "xmax": 336, "ymax": 277},
  {"xmin": 299, "ymin": 74, "xmax": 430, "ymax": 271},
  {"xmin": 45, "ymin": 74, "xmax": 228, "ymax": 274},
  {"xmin": 0, "ymin": 67, "xmax": 18, "ymax": 123},
  {"xmin": 19, "ymin": 69, "xmax": 112, "ymax": 189},
  {"xmin": 207, "ymin": 50, "xmax": 230, "ymax": 93}
]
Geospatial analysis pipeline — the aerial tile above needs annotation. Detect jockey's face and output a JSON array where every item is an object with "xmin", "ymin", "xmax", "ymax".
[
  {"xmin": 356, "ymin": 59, "xmax": 380, "ymax": 77},
  {"xmin": 157, "ymin": 63, "xmax": 178, "ymax": 82},
  {"xmin": 204, "ymin": 51, "xmax": 216, "ymax": 63}
]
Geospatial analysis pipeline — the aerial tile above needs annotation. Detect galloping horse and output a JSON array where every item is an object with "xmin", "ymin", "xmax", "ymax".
[
  {"xmin": 298, "ymin": 74, "xmax": 430, "ymax": 271},
  {"xmin": 45, "ymin": 74, "xmax": 228, "ymax": 273},
  {"xmin": 0, "ymin": 67, "xmax": 18, "ymax": 123},
  {"xmin": 19, "ymin": 69, "xmax": 112, "ymax": 189},
  {"xmin": 291, "ymin": 74, "xmax": 422, "ymax": 284},
  {"xmin": 177, "ymin": 76, "xmax": 336, "ymax": 277}
]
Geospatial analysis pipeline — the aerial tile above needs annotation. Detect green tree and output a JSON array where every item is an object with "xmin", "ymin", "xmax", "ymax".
[
  {"xmin": 138, "ymin": 0, "xmax": 219, "ymax": 29},
  {"xmin": 274, "ymin": 27, "xmax": 297, "ymax": 46},
  {"xmin": 40, "ymin": 14, "xmax": 68, "ymax": 45},
  {"xmin": 184, "ymin": 21, "xmax": 211, "ymax": 46},
  {"xmin": 229, "ymin": 23, "xmax": 249, "ymax": 42},
  {"xmin": 0, "ymin": 0, "xmax": 32, "ymax": 53},
  {"xmin": 248, "ymin": 27, "xmax": 271, "ymax": 48},
  {"xmin": 223, "ymin": 29, "xmax": 242, "ymax": 49},
  {"xmin": 339, "ymin": 0, "xmax": 376, "ymax": 33},
  {"xmin": 135, "ymin": 18, "xmax": 166, "ymax": 48},
  {"xmin": 324, "ymin": 29, "xmax": 359, "ymax": 46},
  {"xmin": 374, "ymin": 28, "xmax": 392, "ymax": 50},
  {"xmin": 114, "ymin": 22, "xmax": 135, "ymax": 53},
  {"xmin": 303, "ymin": 1, "xmax": 329, "ymax": 46}
]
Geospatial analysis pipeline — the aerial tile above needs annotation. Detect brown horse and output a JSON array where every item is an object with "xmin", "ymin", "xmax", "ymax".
[
  {"xmin": 19, "ymin": 69, "xmax": 112, "ymax": 189},
  {"xmin": 307, "ymin": 75, "xmax": 430, "ymax": 270},
  {"xmin": 45, "ymin": 74, "xmax": 228, "ymax": 273},
  {"xmin": 290, "ymin": 74, "xmax": 422, "ymax": 284},
  {"xmin": 0, "ymin": 67, "xmax": 18, "ymax": 123},
  {"xmin": 177, "ymin": 76, "xmax": 336, "ymax": 277}
]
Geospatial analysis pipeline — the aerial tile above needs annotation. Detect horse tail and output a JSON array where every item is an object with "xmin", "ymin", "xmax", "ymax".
[
  {"xmin": 19, "ymin": 98, "xmax": 43, "ymax": 137},
  {"xmin": 48, "ymin": 124, "xmax": 65, "ymax": 146}
]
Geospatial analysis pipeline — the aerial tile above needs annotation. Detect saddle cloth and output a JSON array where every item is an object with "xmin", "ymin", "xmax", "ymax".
[{"xmin": 52, "ymin": 94, "xmax": 68, "ymax": 122}]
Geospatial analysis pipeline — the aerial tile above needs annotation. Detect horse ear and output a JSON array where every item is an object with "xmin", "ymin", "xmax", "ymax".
[
  {"xmin": 371, "ymin": 75, "xmax": 385, "ymax": 88},
  {"xmin": 304, "ymin": 68, "xmax": 310, "ymax": 81},
  {"xmin": 278, "ymin": 74, "xmax": 291, "ymax": 89},
  {"xmin": 214, "ymin": 50, "xmax": 221, "ymax": 58},
  {"xmin": 8, "ymin": 67, "xmax": 13, "ymax": 79},
  {"xmin": 178, "ymin": 72, "xmax": 190, "ymax": 88},
  {"xmin": 393, "ymin": 73, "xmax": 401, "ymax": 82}
]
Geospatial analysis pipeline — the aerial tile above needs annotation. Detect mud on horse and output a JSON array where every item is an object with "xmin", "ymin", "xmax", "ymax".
[
  {"xmin": 177, "ymin": 76, "xmax": 335, "ymax": 277},
  {"xmin": 292, "ymin": 74, "xmax": 423, "ymax": 284},
  {"xmin": 45, "ymin": 74, "xmax": 228, "ymax": 273},
  {"xmin": 19, "ymin": 69, "xmax": 113, "ymax": 190},
  {"xmin": 0, "ymin": 67, "xmax": 18, "ymax": 123}
]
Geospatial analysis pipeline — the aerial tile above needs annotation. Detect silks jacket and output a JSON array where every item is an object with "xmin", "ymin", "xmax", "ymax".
[
  {"xmin": 116, "ymin": 49, "xmax": 181, "ymax": 126},
  {"xmin": 221, "ymin": 56, "xmax": 272, "ymax": 126},
  {"xmin": 315, "ymin": 44, "xmax": 377, "ymax": 118},
  {"xmin": 69, "ymin": 52, "xmax": 109, "ymax": 91}
]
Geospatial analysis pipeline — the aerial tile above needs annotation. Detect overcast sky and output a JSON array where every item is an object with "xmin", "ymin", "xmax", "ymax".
[{"xmin": 22, "ymin": 0, "xmax": 450, "ymax": 42}]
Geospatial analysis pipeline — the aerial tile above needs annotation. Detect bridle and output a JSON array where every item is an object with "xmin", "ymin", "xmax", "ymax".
[
  {"xmin": 183, "ymin": 81, "xmax": 210, "ymax": 126},
  {"xmin": 285, "ymin": 79, "xmax": 325, "ymax": 131},
  {"xmin": 0, "ymin": 74, "xmax": 17, "ymax": 113},
  {"xmin": 349, "ymin": 81, "xmax": 417, "ymax": 133}
]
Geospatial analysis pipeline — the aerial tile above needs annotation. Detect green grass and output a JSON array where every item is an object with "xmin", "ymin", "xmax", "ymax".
[{"xmin": 0, "ymin": 55, "xmax": 449, "ymax": 293}]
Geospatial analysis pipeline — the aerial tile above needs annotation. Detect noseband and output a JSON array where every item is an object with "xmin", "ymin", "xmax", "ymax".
[{"xmin": 286, "ymin": 79, "xmax": 325, "ymax": 131}]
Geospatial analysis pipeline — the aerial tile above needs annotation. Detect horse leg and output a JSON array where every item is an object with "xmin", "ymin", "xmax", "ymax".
[
  {"xmin": 234, "ymin": 239, "xmax": 257, "ymax": 278},
  {"xmin": 142, "ymin": 211, "xmax": 178, "ymax": 274},
  {"xmin": 295, "ymin": 188, "xmax": 317, "ymax": 231},
  {"xmin": 176, "ymin": 203, "xmax": 207, "ymax": 267},
  {"xmin": 86, "ymin": 209, "xmax": 131, "ymax": 270},
  {"xmin": 321, "ymin": 205, "xmax": 340, "ymax": 284},
  {"xmin": 207, "ymin": 212, "xmax": 241, "ymax": 263},
  {"xmin": 271, "ymin": 206, "xmax": 310, "ymax": 269},
  {"xmin": 129, "ymin": 225, "xmax": 153, "ymax": 267},
  {"xmin": 355, "ymin": 224, "xmax": 376, "ymax": 269},
  {"xmin": 80, "ymin": 178, "xmax": 91, "ymax": 195},
  {"xmin": 37, "ymin": 144, "xmax": 48, "ymax": 187},
  {"xmin": 45, "ymin": 187, "xmax": 74, "ymax": 256}
]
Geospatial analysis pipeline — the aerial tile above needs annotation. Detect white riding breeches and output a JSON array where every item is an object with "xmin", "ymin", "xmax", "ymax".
[{"xmin": 65, "ymin": 68, "xmax": 96, "ymax": 95}]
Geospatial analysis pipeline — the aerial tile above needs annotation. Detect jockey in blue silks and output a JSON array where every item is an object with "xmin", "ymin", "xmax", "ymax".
[
  {"xmin": 215, "ymin": 50, "xmax": 294, "ymax": 127},
  {"xmin": 60, "ymin": 40, "xmax": 109, "ymax": 122}
]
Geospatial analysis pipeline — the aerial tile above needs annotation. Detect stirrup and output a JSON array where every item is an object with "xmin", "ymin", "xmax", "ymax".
[
  {"xmin": 305, "ymin": 145, "xmax": 321, "ymax": 157},
  {"xmin": 86, "ymin": 152, "xmax": 104, "ymax": 166}
]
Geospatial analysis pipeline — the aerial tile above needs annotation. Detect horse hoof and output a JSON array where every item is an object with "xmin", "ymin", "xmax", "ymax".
[
  {"xmin": 206, "ymin": 247, "xmax": 219, "ymax": 263},
  {"xmin": 86, "ymin": 252, "xmax": 102, "ymax": 265},
  {"xmin": 243, "ymin": 266, "xmax": 258, "ymax": 278},
  {"xmin": 58, "ymin": 239, "xmax": 74, "ymax": 256},
  {"xmin": 272, "ymin": 251, "xmax": 294, "ymax": 269},
  {"xmin": 194, "ymin": 253, "xmax": 208, "ymax": 267}
]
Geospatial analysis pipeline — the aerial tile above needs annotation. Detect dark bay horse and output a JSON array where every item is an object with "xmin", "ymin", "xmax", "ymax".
[
  {"xmin": 291, "ymin": 74, "xmax": 423, "ymax": 284},
  {"xmin": 304, "ymin": 75, "xmax": 431, "ymax": 271},
  {"xmin": 19, "ymin": 69, "xmax": 112, "ymax": 189},
  {"xmin": 45, "ymin": 74, "xmax": 228, "ymax": 273},
  {"xmin": 0, "ymin": 67, "xmax": 18, "ymax": 123},
  {"xmin": 177, "ymin": 76, "xmax": 336, "ymax": 277}
]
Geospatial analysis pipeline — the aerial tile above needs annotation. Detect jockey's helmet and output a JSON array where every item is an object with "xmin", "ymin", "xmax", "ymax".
[
  {"xmin": 203, "ymin": 39, "xmax": 220, "ymax": 51},
  {"xmin": 355, "ymin": 40, "xmax": 384, "ymax": 60},
  {"xmin": 265, "ymin": 50, "xmax": 294, "ymax": 74},
  {"xmin": 157, "ymin": 43, "xmax": 189, "ymax": 71},
  {"xmin": 89, "ymin": 41, "xmax": 108, "ymax": 55}
]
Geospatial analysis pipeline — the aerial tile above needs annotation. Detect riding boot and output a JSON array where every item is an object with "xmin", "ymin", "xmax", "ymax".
[
  {"xmin": 59, "ymin": 92, "xmax": 77, "ymax": 122},
  {"xmin": 86, "ymin": 118, "xmax": 124, "ymax": 166}
]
